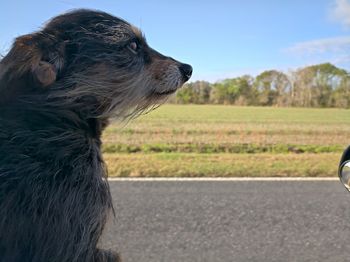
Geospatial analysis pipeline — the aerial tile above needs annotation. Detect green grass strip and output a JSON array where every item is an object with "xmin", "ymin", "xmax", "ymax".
[
  {"xmin": 102, "ymin": 143, "xmax": 344, "ymax": 154},
  {"xmin": 104, "ymin": 153, "xmax": 340, "ymax": 178}
]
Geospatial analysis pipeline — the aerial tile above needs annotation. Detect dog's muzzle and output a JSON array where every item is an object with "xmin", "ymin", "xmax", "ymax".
[{"xmin": 179, "ymin": 63, "xmax": 193, "ymax": 82}]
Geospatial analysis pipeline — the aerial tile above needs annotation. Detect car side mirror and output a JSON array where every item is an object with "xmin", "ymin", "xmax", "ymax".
[{"xmin": 339, "ymin": 146, "xmax": 350, "ymax": 192}]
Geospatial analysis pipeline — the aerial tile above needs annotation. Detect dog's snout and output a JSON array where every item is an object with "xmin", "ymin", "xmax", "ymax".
[{"xmin": 179, "ymin": 64, "xmax": 193, "ymax": 82}]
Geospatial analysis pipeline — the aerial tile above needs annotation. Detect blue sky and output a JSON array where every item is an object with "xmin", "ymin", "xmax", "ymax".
[{"xmin": 1, "ymin": 0, "xmax": 350, "ymax": 82}]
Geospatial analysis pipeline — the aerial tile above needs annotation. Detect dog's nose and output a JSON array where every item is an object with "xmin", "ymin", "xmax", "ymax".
[{"xmin": 179, "ymin": 64, "xmax": 193, "ymax": 82}]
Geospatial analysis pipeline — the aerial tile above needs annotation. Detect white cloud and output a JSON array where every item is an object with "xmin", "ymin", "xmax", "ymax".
[
  {"xmin": 283, "ymin": 36, "xmax": 350, "ymax": 70},
  {"xmin": 331, "ymin": 55, "xmax": 350, "ymax": 64},
  {"xmin": 330, "ymin": 0, "xmax": 350, "ymax": 28},
  {"xmin": 279, "ymin": 0, "xmax": 350, "ymax": 71},
  {"xmin": 284, "ymin": 36, "xmax": 350, "ymax": 55}
]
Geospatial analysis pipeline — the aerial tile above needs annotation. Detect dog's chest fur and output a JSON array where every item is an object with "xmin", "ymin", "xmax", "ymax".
[{"xmin": 0, "ymin": 104, "xmax": 112, "ymax": 261}]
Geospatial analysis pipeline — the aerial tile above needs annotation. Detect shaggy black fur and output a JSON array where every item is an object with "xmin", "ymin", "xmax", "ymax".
[{"xmin": 0, "ymin": 9, "xmax": 192, "ymax": 262}]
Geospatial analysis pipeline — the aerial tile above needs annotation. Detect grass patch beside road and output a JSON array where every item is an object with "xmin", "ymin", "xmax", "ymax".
[
  {"xmin": 105, "ymin": 153, "xmax": 339, "ymax": 178},
  {"xmin": 102, "ymin": 105, "xmax": 349, "ymax": 177}
]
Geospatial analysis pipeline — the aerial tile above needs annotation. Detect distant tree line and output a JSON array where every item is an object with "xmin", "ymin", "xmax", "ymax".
[{"xmin": 171, "ymin": 63, "xmax": 350, "ymax": 108}]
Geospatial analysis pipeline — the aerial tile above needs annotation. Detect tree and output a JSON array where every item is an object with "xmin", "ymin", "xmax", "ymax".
[
  {"xmin": 293, "ymin": 63, "xmax": 348, "ymax": 107},
  {"xmin": 254, "ymin": 70, "xmax": 291, "ymax": 106},
  {"xmin": 176, "ymin": 84, "xmax": 195, "ymax": 104},
  {"xmin": 173, "ymin": 63, "xmax": 350, "ymax": 108},
  {"xmin": 233, "ymin": 75, "xmax": 255, "ymax": 106},
  {"xmin": 331, "ymin": 74, "xmax": 350, "ymax": 108},
  {"xmin": 191, "ymin": 81, "xmax": 212, "ymax": 104},
  {"xmin": 211, "ymin": 78, "xmax": 249, "ymax": 105},
  {"xmin": 176, "ymin": 81, "xmax": 212, "ymax": 104}
]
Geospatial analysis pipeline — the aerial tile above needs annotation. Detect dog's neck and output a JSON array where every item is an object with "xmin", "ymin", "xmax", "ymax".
[
  {"xmin": 87, "ymin": 118, "xmax": 109, "ymax": 139},
  {"xmin": 0, "ymin": 98, "xmax": 109, "ymax": 142}
]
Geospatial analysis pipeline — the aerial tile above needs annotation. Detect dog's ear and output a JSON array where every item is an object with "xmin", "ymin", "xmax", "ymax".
[
  {"xmin": 0, "ymin": 33, "xmax": 64, "ymax": 88},
  {"xmin": 32, "ymin": 61, "xmax": 57, "ymax": 87}
]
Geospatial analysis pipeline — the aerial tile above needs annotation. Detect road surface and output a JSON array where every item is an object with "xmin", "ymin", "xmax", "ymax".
[{"xmin": 100, "ymin": 179, "xmax": 350, "ymax": 262}]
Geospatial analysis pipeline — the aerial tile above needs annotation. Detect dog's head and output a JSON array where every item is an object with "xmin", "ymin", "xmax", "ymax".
[{"xmin": 0, "ymin": 9, "xmax": 192, "ymax": 118}]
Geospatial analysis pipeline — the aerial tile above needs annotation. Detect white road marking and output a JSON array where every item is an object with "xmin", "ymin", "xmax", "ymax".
[{"xmin": 108, "ymin": 177, "xmax": 339, "ymax": 182}]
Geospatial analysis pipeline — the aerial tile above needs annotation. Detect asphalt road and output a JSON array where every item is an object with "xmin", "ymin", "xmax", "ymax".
[{"xmin": 100, "ymin": 180, "xmax": 350, "ymax": 262}]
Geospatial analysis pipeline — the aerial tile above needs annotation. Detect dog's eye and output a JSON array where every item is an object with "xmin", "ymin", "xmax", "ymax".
[
  {"xmin": 128, "ymin": 42, "xmax": 138, "ymax": 54},
  {"xmin": 130, "ymin": 42, "xmax": 138, "ymax": 50}
]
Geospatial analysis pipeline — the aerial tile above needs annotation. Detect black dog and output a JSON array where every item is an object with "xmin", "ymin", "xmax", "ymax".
[{"xmin": 0, "ymin": 9, "xmax": 192, "ymax": 262}]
